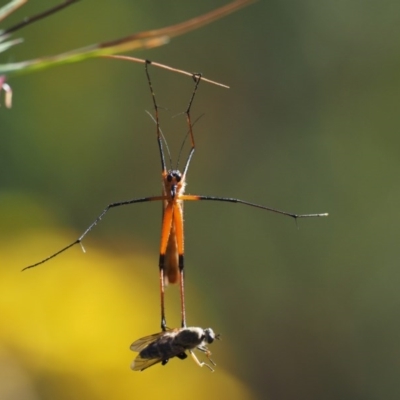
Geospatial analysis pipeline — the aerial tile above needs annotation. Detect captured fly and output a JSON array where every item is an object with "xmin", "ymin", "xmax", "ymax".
[{"xmin": 130, "ymin": 327, "xmax": 219, "ymax": 371}]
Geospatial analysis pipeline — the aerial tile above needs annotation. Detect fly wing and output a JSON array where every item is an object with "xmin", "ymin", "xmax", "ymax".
[
  {"xmin": 130, "ymin": 332, "xmax": 164, "ymax": 352},
  {"xmin": 130, "ymin": 329, "xmax": 177, "ymax": 352},
  {"xmin": 131, "ymin": 355, "xmax": 163, "ymax": 371}
]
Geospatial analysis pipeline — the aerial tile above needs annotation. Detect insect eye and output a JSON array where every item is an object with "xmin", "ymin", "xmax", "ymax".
[
  {"xmin": 167, "ymin": 175, "xmax": 173, "ymax": 182},
  {"xmin": 206, "ymin": 335, "xmax": 214, "ymax": 343},
  {"xmin": 176, "ymin": 175, "xmax": 181, "ymax": 183}
]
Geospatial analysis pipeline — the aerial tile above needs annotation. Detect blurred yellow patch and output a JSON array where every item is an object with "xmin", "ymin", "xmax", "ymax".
[{"xmin": 0, "ymin": 228, "xmax": 255, "ymax": 400}]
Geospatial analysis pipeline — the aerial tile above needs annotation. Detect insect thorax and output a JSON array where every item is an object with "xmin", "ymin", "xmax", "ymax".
[{"xmin": 163, "ymin": 169, "xmax": 186, "ymax": 199}]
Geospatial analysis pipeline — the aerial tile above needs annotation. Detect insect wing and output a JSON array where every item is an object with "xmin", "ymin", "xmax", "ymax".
[
  {"xmin": 131, "ymin": 354, "xmax": 163, "ymax": 371},
  {"xmin": 130, "ymin": 331, "xmax": 165, "ymax": 352}
]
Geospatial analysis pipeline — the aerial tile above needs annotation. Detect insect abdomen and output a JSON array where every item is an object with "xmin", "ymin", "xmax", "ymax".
[
  {"xmin": 164, "ymin": 224, "xmax": 179, "ymax": 284},
  {"xmin": 140, "ymin": 335, "xmax": 178, "ymax": 360}
]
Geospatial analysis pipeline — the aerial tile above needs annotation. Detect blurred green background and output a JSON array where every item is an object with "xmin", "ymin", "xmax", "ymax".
[{"xmin": 2, "ymin": 0, "xmax": 400, "ymax": 399}]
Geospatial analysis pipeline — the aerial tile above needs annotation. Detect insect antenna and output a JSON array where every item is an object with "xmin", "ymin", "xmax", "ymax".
[
  {"xmin": 175, "ymin": 114, "xmax": 204, "ymax": 171},
  {"xmin": 145, "ymin": 110, "xmax": 173, "ymax": 170}
]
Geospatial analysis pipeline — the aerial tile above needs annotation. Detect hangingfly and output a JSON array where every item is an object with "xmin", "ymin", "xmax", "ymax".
[
  {"xmin": 130, "ymin": 326, "xmax": 219, "ymax": 371},
  {"xmin": 23, "ymin": 60, "xmax": 328, "ymax": 331}
]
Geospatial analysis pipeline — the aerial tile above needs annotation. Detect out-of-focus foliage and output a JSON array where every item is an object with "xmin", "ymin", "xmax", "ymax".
[
  {"xmin": 0, "ymin": 0, "xmax": 253, "ymax": 78},
  {"xmin": 0, "ymin": 214, "xmax": 255, "ymax": 399},
  {"xmin": 2, "ymin": 0, "xmax": 400, "ymax": 399}
]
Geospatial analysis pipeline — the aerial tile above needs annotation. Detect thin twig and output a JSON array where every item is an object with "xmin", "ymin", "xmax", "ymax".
[
  {"xmin": 0, "ymin": 0, "xmax": 256, "ymax": 76},
  {"xmin": 103, "ymin": 55, "xmax": 229, "ymax": 89},
  {"xmin": 0, "ymin": 0, "xmax": 27, "ymax": 24},
  {"xmin": 2, "ymin": 0, "xmax": 80, "ymax": 36}
]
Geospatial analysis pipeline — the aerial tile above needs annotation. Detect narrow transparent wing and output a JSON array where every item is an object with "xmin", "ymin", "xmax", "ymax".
[
  {"xmin": 131, "ymin": 354, "xmax": 164, "ymax": 371},
  {"xmin": 130, "ymin": 332, "xmax": 165, "ymax": 352},
  {"xmin": 130, "ymin": 329, "xmax": 178, "ymax": 352}
]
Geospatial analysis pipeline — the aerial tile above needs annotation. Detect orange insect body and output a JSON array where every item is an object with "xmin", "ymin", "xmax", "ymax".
[{"xmin": 161, "ymin": 169, "xmax": 186, "ymax": 285}]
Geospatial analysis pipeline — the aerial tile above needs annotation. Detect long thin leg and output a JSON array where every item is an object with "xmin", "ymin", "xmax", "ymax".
[
  {"xmin": 159, "ymin": 266, "xmax": 167, "ymax": 330},
  {"xmin": 178, "ymin": 267, "xmax": 186, "ymax": 328},
  {"xmin": 172, "ymin": 203, "xmax": 186, "ymax": 328},
  {"xmin": 145, "ymin": 60, "xmax": 167, "ymax": 173},
  {"xmin": 180, "ymin": 195, "xmax": 328, "ymax": 219},
  {"xmin": 182, "ymin": 74, "xmax": 202, "ymax": 178},
  {"xmin": 145, "ymin": 61, "xmax": 174, "ymax": 330},
  {"xmin": 158, "ymin": 203, "xmax": 174, "ymax": 330},
  {"xmin": 173, "ymin": 76, "xmax": 203, "ymax": 329},
  {"xmin": 22, "ymin": 195, "xmax": 165, "ymax": 271},
  {"xmin": 144, "ymin": 60, "xmax": 177, "ymax": 331}
]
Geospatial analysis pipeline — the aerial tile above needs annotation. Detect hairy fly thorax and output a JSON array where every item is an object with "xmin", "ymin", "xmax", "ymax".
[
  {"xmin": 175, "ymin": 327, "xmax": 217, "ymax": 348},
  {"xmin": 162, "ymin": 169, "xmax": 186, "ymax": 285}
]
